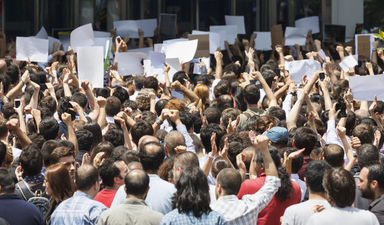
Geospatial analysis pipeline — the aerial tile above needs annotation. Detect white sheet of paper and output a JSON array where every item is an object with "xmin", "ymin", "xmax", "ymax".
[
  {"xmin": 36, "ymin": 27, "xmax": 48, "ymax": 39},
  {"xmin": 193, "ymin": 63, "xmax": 201, "ymax": 74},
  {"xmin": 143, "ymin": 59, "xmax": 152, "ymax": 75},
  {"xmin": 253, "ymin": 32, "xmax": 272, "ymax": 50},
  {"xmin": 287, "ymin": 59, "xmax": 321, "ymax": 83},
  {"xmin": 113, "ymin": 19, "xmax": 157, "ymax": 38},
  {"xmin": 166, "ymin": 39, "xmax": 198, "ymax": 63},
  {"xmin": 295, "ymin": 16, "xmax": 320, "ymax": 34},
  {"xmin": 59, "ymin": 35, "xmax": 70, "ymax": 52},
  {"xmin": 210, "ymin": 25, "xmax": 237, "ymax": 45},
  {"xmin": 149, "ymin": 51, "xmax": 166, "ymax": 69},
  {"xmin": 166, "ymin": 58, "xmax": 180, "ymax": 80},
  {"xmin": 92, "ymin": 38, "xmax": 110, "ymax": 58},
  {"xmin": 154, "ymin": 44, "xmax": 163, "ymax": 53},
  {"xmin": 93, "ymin": 31, "xmax": 110, "ymax": 38},
  {"xmin": 115, "ymin": 52, "xmax": 146, "ymax": 76},
  {"xmin": 355, "ymin": 34, "xmax": 375, "ymax": 60},
  {"xmin": 77, "ymin": 46, "xmax": 104, "ymax": 88},
  {"xmin": 48, "ymin": 36, "xmax": 61, "ymax": 53},
  {"xmin": 162, "ymin": 39, "xmax": 188, "ymax": 54},
  {"xmin": 225, "ymin": 15, "xmax": 245, "ymax": 34},
  {"xmin": 285, "ymin": 27, "xmax": 307, "ymax": 46},
  {"xmin": 129, "ymin": 47, "xmax": 152, "ymax": 57},
  {"xmin": 318, "ymin": 49, "xmax": 326, "ymax": 60},
  {"xmin": 138, "ymin": 19, "xmax": 157, "ymax": 38},
  {"xmin": 192, "ymin": 30, "xmax": 221, "ymax": 54},
  {"xmin": 16, "ymin": 37, "xmax": 48, "ymax": 63},
  {"xmin": 192, "ymin": 58, "xmax": 211, "ymax": 74},
  {"xmin": 70, "ymin": 23, "xmax": 95, "ymax": 52},
  {"xmin": 339, "ymin": 55, "xmax": 358, "ymax": 72},
  {"xmin": 349, "ymin": 75, "xmax": 384, "ymax": 101}
]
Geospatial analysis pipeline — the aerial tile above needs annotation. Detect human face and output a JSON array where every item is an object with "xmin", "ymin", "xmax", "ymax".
[
  {"xmin": 357, "ymin": 167, "xmax": 374, "ymax": 200},
  {"xmin": 60, "ymin": 156, "xmax": 76, "ymax": 179},
  {"xmin": 43, "ymin": 179, "xmax": 53, "ymax": 197},
  {"xmin": 115, "ymin": 161, "xmax": 128, "ymax": 186}
]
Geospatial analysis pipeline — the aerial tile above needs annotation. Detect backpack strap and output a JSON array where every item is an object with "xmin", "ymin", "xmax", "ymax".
[
  {"xmin": 15, "ymin": 181, "xmax": 34, "ymax": 201},
  {"xmin": 243, "ymin": 112, "xmax": 252, "ymax": 119}
]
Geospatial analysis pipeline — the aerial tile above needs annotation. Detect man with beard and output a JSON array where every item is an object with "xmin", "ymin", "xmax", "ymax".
[{"xmin": 357, "ymin": 164, "xmax": 384, "ymax": 224}]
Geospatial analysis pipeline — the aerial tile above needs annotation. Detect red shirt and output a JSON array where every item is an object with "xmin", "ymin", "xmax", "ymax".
[
  {"xmin": 237, "ymin": 173, "xmax": 301, "ymax": 225},
  {"xmin": 297, "ymin": 158, "xmax": 313, "ymax": 181},
  {"xmin": 94, "ymin": 189, "xmax": 117, "ymax": 208}
]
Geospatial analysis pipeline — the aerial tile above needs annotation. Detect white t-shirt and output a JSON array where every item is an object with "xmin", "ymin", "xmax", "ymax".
[{"xmin": 282, "ymin": 199, "xmax": 331, "ymax": 225}]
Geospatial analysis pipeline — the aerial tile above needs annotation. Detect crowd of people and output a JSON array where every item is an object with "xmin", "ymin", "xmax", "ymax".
[{"xmin": 0, "ymin": 25, "xmax": 383, "ymax": 225}]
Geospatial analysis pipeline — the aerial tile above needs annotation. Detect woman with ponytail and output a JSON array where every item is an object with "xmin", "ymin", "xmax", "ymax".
[{"xmin": 194, "ymin": 83, "xmax": 209, "ymax": 111}]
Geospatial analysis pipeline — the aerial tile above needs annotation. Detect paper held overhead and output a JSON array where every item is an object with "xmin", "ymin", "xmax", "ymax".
[
  {"xmin": 165, "ymin": 39, "xmax": 198, "ymax": 64},
  {"xmin": 192, "ymin": 31, "xmax": 222, "ymax": 54},
  {"xmin": 225, "ymin": 15, "xmax": 246, "ymax": 34},
  {"xmin": 115, "ymin": 52, "xmax": 146, "ymax": 76},
  {"xmin": 286, "ymin": 59, "xmax": 321, "ymax": 84},
  {"xmin": 295, "ymin": 16, "xmax": 320, "ymax": 34},
  {"xmin": 210, "ymin": 25, "xmax": 237, "ymax": 45},
  {"xmin": 285, "ymin": 27, "xmax": 307, "ymax": 46},
  {"xmin": 16, "ymin": 37, "xmax": 49, "ymax": 63},
  {"xmin": 339, "ymin": 55, "xmax": 358, "ymax": 72},
  {"xmin": 77, "ymin": 46, "xmax": 104, "ymax": 88},
  {"xmin": 70, "ymin": 23, "xmax": 95, "ymax": 52},
  {"xmin": 253, "ymin": 32, "xmax": 272, "ymax": 50},
  {"xmin": 36, "ymin": 27, "xmax": 48, "ymax": 39},
  {"xmin": 349, "ymin": 75, "xmax": 384, "ymax": 101},
  {"xmin": 113, "ymin": 19, "xmax": 157, "ymax": 38},
  {"xmin": 188, "ymin": 34, "xmax": 210, "ymax": 58}
]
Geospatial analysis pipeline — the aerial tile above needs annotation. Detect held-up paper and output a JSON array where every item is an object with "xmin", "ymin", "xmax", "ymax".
[
  {"xmin": 210, "ymin": 25, "xmax": 237, "ymax": 45},
  {"xmin": 92, "ymin": 38, "xmax": 111, "ymax": 58},
  {"xmin": 318, "ymin": 49, "xmax": 326, "ymax": 61},
  {"xmin": 16, "ymin": 37, "xmax": 48, "ymax": 63},
  {"xmin": 77, "ymin": 46, "xmax": 104, "ymax": 88},
  {"xmin": 154, "ymin": 44, "xmax": 163, "ymax": 53},
  {"xmin": 93, "ymin": 31, "xmax": 110, "ymax": 38},
  {"xmin": 295, "ymin": 16, "xmax": 320, "ymax": 34},
  {"xmin": 149, "ymin": 51, "xmax": 166, "ymax": 70},
  {"xmin": 166, "ymin": 39, "xmax": 198, "ymax": 64},
  {"xmin": 287, "ymin": 59, "xmax": 321, "ymax": 84},
  {"xmin": 115, "ymin": 52, "xmax": 146, "ymax": 76},
  {"xmin": 193, "ymin": 58, "xmax": 211, "ymax": 74},
  {"xmin": 70, "ymin": 23, "xmax": 95, "ymax": 52},
  {"xmin": 192, "ymin": 31, "xmax": 221, "ymax": 53},
  {"xmin": 225, "ymin": 15, "xmax": 245, "ymax": 34},
  {"xmin": 253, "ymin": 32, "xmax": 272, "ymax": 50},
  {"xmin": 349, "ymin": 75, "xmax": 384, "ymax": 101},
  {"xmin": 36, "ymin": 27, "xmax": 48, "ymax": 39},
  {"xmin": 129, "ymin": 47, "xmax": 153, "ymax": 57},
  {"xmin": 48, "ymin": 36, "xmax": 61, "ymax": 53},
  {"xmin": 166, "ymin": 58, "xmax": 180, "ymax": 80},
  {"xmin": 188, "ymin": 34, "xmax": 210, "ymax": 58},
  {"xmin": 113, "ymin": 19, "xmax": 157, "ymax": 38},
  {"xmin": 285, "ymin": 27, "xmax": 307, "ymax": 46},
  {"xmin": 339, "ymin": 55, "xmax": 358, "ymax": 72}
]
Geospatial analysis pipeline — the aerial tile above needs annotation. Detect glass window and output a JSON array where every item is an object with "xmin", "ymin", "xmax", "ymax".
[
  {"xmin": 39, "ymin": 0, "xmax": 73, "ymax": 35},
  {"xmin": 199, "ymin": 0, "xmax": 231, "ymax": 31},
  {"xmin": 5, "ymin": 0, "xmax": 35, "ymax": 38}
]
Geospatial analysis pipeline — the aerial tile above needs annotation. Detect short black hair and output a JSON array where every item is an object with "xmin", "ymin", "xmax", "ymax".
[
  {"xmin": 243, "ymin": 84, "xmax": 260, "ymax": 104},
  {"xmin": 95, "ymin": 88, "xmax": 110, "ymax": 98},
  {"xmin": 0, "ymin": 74, "xmax": 11, "ymax": 94},
  {"xmin": 200, "ymin": 123, "xmax": 223, "ymax": 153},
  {"xmin": 227, "ymin": 141, "xmax": 245, "ymax": 169},
  {"xmin": 41, "ymin": 140, "xmax": 60, "ymax": 167},
  {"xmin": 179, "ymin": 111, "xmax": 195, "ymax": 131},
  {"xmin": 122, "ymin": 150, "xmax": 140, "ymax": 165},
  {"xmin": 76, "ymin": 130, "xmax": 94, "ymax": 152},
  {"xmin": 113, "ymin": 86, "xmax": 129, "ymax": 105},
  {"xmin": 155, "ymin": 99, "xmax": 168, "ymax": 116},
  {"xmin": 105, "ymin": 96, "xmax": 121, "ymax": 117},
  {"xmin": 294, "ymin": 127, "xmax": 317, "ymax": 156},
  {"xmin": 280, "ymin": 147, "xmax": 303, "ymax": 174},
  {"xmin": 131, "ymin": 120, "xmax": 154, "ymax": 145},
  {"xmin": 100, "ymin": 156, "xmax": 124, "ymax": 187},
  {"xmin": 39, "ymin": 116, "xmax": 59, "ymax": 141},
  {"xmin": 134, "ymin": 74, "xmax": 145, "ymax": 90},
  {"xmin": 75, "ymin": 164, "xmax": 99, "ymax": 191},
  {"xmin": 6, "ymin": 65, "xmax": 19, "ymax": 85},
  {"xmin": 104, "ymin": 129, "xmax": 124, "ymax": 148},
  {"xmin": 204, "ymin": 107, "xmax": 221, "ymax": 125},
  {"xmin": 217, "ymin": 168, "xmax": 242, "ymax": 195},
  {"xmin": 357, "ymin": 144, "xmax": 380, "ymax": 168},
  {"xmin": 125, "ymin": 169, "xmax": 149, "ymax": 196},
  {"xmin": 20, "ymin": 144, "xmax": 43, "ymax": 176},
  {"xmin": 0, "ymin": 141, "xmax": 6, "ymax": 164},
  {"xmin": 268, "ymin": 106, "xmax": 286, "ymax": 121},
  {"xmin": 139, "ymin": 142, "xmax": 165, "ymax": 171},
  {"xmin": 71, "ymin": 92, "xmax": 87, "ymax": 108},
  {"xmin": 143, "ymin": 76, "xmax": 158, "ymax": 91},
  {"xmin": 173, "ymin": 71, "xmax": 188, "ymax": 85},
  {"xmin": 367, "ymin": 164, "xmax": 384, "ymax": 191},
  {"xmin": 304, "ymin": 160, "xmax": 331, "ymax": 193},
  {"xmin": 57, "ymin": 97, "xmax": 77, "ymax": 121},
  {"xmin": 261, "ymin": 69, "xmax": 275, "ymax": 88},
  {"xmin": 0, "ymin": 168, "xmax": 15, "ymax": 194}
]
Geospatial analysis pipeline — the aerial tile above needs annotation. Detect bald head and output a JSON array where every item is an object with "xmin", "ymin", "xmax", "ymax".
[
  {"xmin": 164, "ymin": 131, "xmax": 186, "ymax": 156},
  {"xmin": 355, "ymin": 109, "xmax": 370, "ymax": 120},
  {"xmin": 127, "ymin": 161, "xmax": 143, "ymax": 172},
  {"xmin": 75, "ymin": 164, "xmax": 99, "ymax": 192},
  {"xmin": 138, "ymin": 135, "xmax": 159, "ymax": 149},
  {"xmin": 217, "ymin": 168, "xmax": 242, "ymax": 196},
  {"xmin": 0, "ymin": 60, "xmax": 7, "ymax": 74},
  {"xmin": 124, "ymin": 169, "xmax": 149, "ymax": 197}
]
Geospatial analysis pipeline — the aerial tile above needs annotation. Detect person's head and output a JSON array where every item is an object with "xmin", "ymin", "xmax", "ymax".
[
  {"xmin": 211, "ymin": 157, "xmax": 232, "ymax": 179},
  {"xmin": 99, "ymin": 156, "xmax": 128, "ymax": 188},
  {"xmin": 50, "ymin": 147, "xmax": 76, "ymax": 178},
  {"xmin": 6, "ymin": 64, "xmax": 19, "ymax": 85},
  {"xmin": 41, "ymin": 140, "xmax": 60, "ymax": 167},
  {"xmin": 293, "ymin": 127, "xmax": 318, "ymax": 156},
  {"xmin": 137, "ymin": 135, "xmax": 159, "ymax": 149},
  {"xmin": 75, "ymin": 130, "xmax": 93, "ymax": 152},
  {"xmin": 203, "ymin": 107, "xmax": 221, "ymax": 125},
  {"xmin": 39, "ymin": 116, "xmax": 59, "ymax": 141},
  {"xmin": 164, "ymin": 131, "xmax": 185, "ymax": 157},
  {"xmin": 323, "ymin": 144, "xmax": 344, "ymax": 167},
  {"xmin": 121, "ymin": 150, "xmax": 140, "ymax": 165},
  {"xmin": 57, "ymin": 97, "xmax": 76, "ymax": 121},
  {"xmin": 127, "ymin": 161, "xmax": 143, "ymax": 172},
  {"xmin": 0, "ymin": 168, "xmax": 15, "ymax": 194},
  {"xmin": 213, "ymin": 80, "xmax": 230, "ymax": 99},
  {"xmin": 139, "ymin": 142, "xmax": 165, "ymax": 172},
  {"xmin": 173, "ymin": 166, "xmax": 211, "ymax": 217},
  {"xmin": 304, "ymin": 160, "xmax": 331, "ymax": 193},
  {"xmin": 279, "ymin": 147, "xmax": 303, "ymax": 174},
  {"xmin": 90, "ymin": 141, "xmax": 114, "ymax": 163},
  {"xmin": 131, "ymin": 120, "xmax": 154, "ymax": 145},
  {"xmin": 323, "ymin": 168, "xmax": 355, "ymax": 208},
  {"xmin": 75, "ymin": 164, "xmax": 100, "ymax": 197},
  {"xmin": 352, "ymin": 124, "xmax": 374, "ymax": 145},
  {"xmin": 221, "ymin": 108, "xmax": 241, "ymax": 128},
  {"xmin": 164, "ymin": 98, "xmax": 185, "ymax": 111},
  {"xmin": 104, "ymin": 129, "xmax": 124, "ymax": 147},
  {"xmin": 0, "ymin": 117, "xmax": 8, "ymax": 139},
  {"xmin": 95, "ymin": 87, "xmax": 110, "ymax": 98},
  {"xmin": 216, "ymin": 94, "xmax": 234, "ymax": 112},
  {"xmin": 264, "ymin": 127, "xmax": 289, "ymax": 149},
  {"xmin": 39, "ymin": 96, "xmax": 57, "ymax": 116},
  {"xmin": 71, "ymin": 92, "xmax": 87, "ymax": 109},
  {"xmin": 134, "ymin": 74, "xmax": 145, "ymax": 90},
  {"xmin": 112, "ymin": 86, "xmax": 129, "ymax": 105},
  {"xmin": 179, "ymin": 111, "xmax": 195, "ymax": 132},
  {"xmin": 227, "ymin": 141, "xmax": 245, "ymax": 169},
  {"xmin": 261, "ymin": 69, "xmax": 275, "ymax": 88},
  {"xmin": 215, "ymin": 168, "xmax": 242, "ymax": 198},
  {"xmin": 357, "ymin": 144, "xmax": 380, "ymax": 168},
  {"xmin": 173, "ymin": 151, "xmax": 199, "ymax": 181},
  {"xmin": 200, "ymin": 123, "xmax": 223, "ymax": 153},
  {"xmin": 136, "ymin": 88, "xmax": 155, "ymax": 111},
  {"xmin": 124, "ymin": 169, "xmax": 150, "ymax": 199},
  {"xmin": 194, "ymin": 83, "xmax": 209, "ymax": 110},
  {"xmin": 20, "ymin": 144, "xmax": 43, "ymax": 177},
  {"xmin": 155, "ymin": 99, "xmax": 169, "ymax": 116},
  {"xmin": 0, "ymin": 74, "xmax": 11, "ymax": 94},
  {"xmin": 243, "ymin": 84, "xmax": 260, "ymax": 105},
  {"xmin": 83, "ymin": 121, "xmax": 103, "ymax": 148},
  {"xmin": 357, "ymin": 164, "xmax": 384, "ymax": 201},
  {"xmin": 173, "ymin": 71, "xmax": 188, "ymax": 86},
  {"xmin": 44, "ymin": 163, "xmax": 75, "ymax": 203},
  {"xmin": 143, "ymin": 76, "xmax": 159, "ymax": 92},
  {"xmin": 105, "ymin": 96, "xmax": 121, "ymax": 117}
]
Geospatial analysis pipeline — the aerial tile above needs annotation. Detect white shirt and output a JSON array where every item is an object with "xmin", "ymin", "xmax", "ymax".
[
  {"xmin": 291, "ymin": 174, "xmax": 307, "ymax": 201},
  {"xmin": 129, "ymin": 90, "xmax": 140, "ymax": 101},
  {"xmin": 282, "ymin": 199, "xmax": 331, "ymax": 225}
]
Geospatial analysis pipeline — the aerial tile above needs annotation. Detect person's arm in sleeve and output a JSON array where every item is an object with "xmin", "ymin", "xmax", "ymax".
[
  {"xmin": 326, "ymin": 103, "xmax": 340, "ymax": 145},
  {"xmin": 169, "ymin": 109, "xmax": 196, "ymax": 154}
]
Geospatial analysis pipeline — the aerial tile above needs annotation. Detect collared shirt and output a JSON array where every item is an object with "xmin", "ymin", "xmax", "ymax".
[
  {"xmin": 129, "ymin": 90, "xmax": 140, "ymax": 101},
  {"xmin": 97, "ymin": 198, "xmax": 163, "ymax": 225},
  {"xmin": 369, "ymin": 193, "xmax": 384, "ymax": 224},
  {"xmin": 199, "ymin": 155, "xmax": 216, "ymax": 185},
  {"xmin": 160, "ymin": 209, "xmax": 227, "ymax": 225},
  {"xmin": 211, "ymin": 176, "xmax": 280, "ymax": 225},
  {"xmin": 290, "ymin": 173, "xmax": 307, "ymax": 201},
  {"xmin": 51, "ymin": 191, "xmax": 107, "ymax": 225},
  {"xmin": 282, "ymin": 199, "xmax": 331, "ymax": 225},
  {"xmin": 110, "ymin": 174, "xmax": 176, "ymax": 215}
]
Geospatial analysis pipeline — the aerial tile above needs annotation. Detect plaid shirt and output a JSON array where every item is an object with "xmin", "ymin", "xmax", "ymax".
[
  {"xmin": 51, "ymin": 191, "xmax": 107, "ymax": 225},
  {"xmin": 211, "ymin": 176, "xmax": 281, "ymax": 225},
  {"xmin": 160, "ymin": 209, "xmax": 227, "ymax": 225}
]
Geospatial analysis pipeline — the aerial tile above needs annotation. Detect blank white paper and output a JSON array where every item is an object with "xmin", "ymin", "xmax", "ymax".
[
  {"xmin": 129, "ymin": 47, "xmax": 153, "ymax": 57},
  {"xmin": 77, "ymin": 46, "xmax": 104, "ymax": 88},
  {"xmin": 92, "ymin": 38, "xmax": 111, "ymax": 58},
  {"xmin": 287, "ymin": 59, "xmax": 321, "ymax": 84},
  {"xmin": 166, "ymin": 39, "xmax": 198, "ymax": 64},
  {"xmin": 210, "ymin": 25, "xmax": 237, "ymax": 45},
  {"xmin": 339, "ymin": 55, "xmax": 358, "ymax": 72},
  {"xmin": 349, "ymin": 75, "xmax": 384, "ymax": 101},
  {"xmin": 16, "ymin": 37, "xmax": 48, "ymax": 63},
  {"xmin": 318, "ymin": 49, "xmax": 326, "ymax": 61},
  {"xmin": 192, "ymin": 30, "xmax": 221, "ymax": 54},
  {"xmin": 225, "ymin": 15, "xmax": 246, "ymax": 34},
  {"xmin": 115, "ymin": 52, "xmax": 146, "ymax": 76},
  {"xmin": 166, "ymin": 58, "xmax": 180, "ymax": 80},
  {"xmin": 285, "ymin": 27, "xmax": 307, "ymax": 46},
  {"xmin": 113, "ymin": 19, "xmax": 157, "ymax": 38},
  {"xmin": 149, "ymin": 51, "xmax": 166, "ymax": 69},
  {"xmin": 36, "ymin": 27, "xmax": 48, "ymax": 39},
  {"xmin": 70, "ymin": 23, "xmax": 95, "ymax": 52},
  {"xmin": 253, "ymin": 32, "xmax": 272, "ymax": 50},
  {"xmin": 295, "ymin": 16, "xmax": 320, "ymax": 34}
]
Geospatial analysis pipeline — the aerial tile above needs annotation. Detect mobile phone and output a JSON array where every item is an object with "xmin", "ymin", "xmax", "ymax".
[
  {"xmin": 116, "ymin": 36, "xmax": 122, "ymax": 43},
  {"xmin": 319, "ymin": 72, "xmax": 325, "ymax": 81},
  {"xmin": 336, "ymin": 101, "xmax": 347, "ymax": 118},
  {"xmin": 14, "ymin": 99, "xmax": 21, "ymax": 108}
]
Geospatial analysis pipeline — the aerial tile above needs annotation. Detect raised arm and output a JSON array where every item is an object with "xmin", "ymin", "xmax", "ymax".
[
  {"xmin": 214, "ymin": 50, "xmax": 223, "ymax": 80},
  {"xmin": 286, "ymin": 89, "xmax": 305, "ymax": 131},
  {"xmin": 251, "ymin": 71, "xmax": 277, "ymax": 107},
  {"xmin": 81, "ymin": 80, "xmax": 100, "ymax": 121},
  {"xmin": 171, "ymin": 80, "xmax": 199, "ymax": 107},
  {"xmin": 62, "ymin": 112, "xmax": 79, "ymax": 156}
]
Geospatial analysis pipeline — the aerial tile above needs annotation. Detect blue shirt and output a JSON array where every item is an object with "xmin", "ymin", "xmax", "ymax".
[
  {"xmin": 51, "ymin": 191, "xmax": 107, "ymax": 225},
  {"xmin": 160, "ymin": 209, "xmax": 227, "ymax": 225}
]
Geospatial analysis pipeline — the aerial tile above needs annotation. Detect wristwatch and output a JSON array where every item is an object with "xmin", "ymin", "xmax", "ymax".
[{"xmin": 156, "ymin": 117, "xmax": 163, "ymax": 125}]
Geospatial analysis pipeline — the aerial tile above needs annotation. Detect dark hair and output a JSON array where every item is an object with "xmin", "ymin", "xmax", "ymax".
[
  {"xmin": 83, "ymin": 121, "xmax": 103, "ymax": 148},
  {"xmin": 0, "ymin": 74, "xmax": 11, "ymax": 94},
  {"xmin": 227, "ymin": 141, "xmax": 245, "ymax": 169},
  {"xmin": 2, "ymin": 102, "xmax": 16, "ymax": 120},
  {"xmin": 279, "ymin": 147, "xmax": 303, "ymax": 173},
  {"xmin": 367, "ymin": 164, "xmax": 384, "ymax": 191},
  {"xmin": 71, "ymin": 92, "xmax": 87, "ymax": 108},
  {"xmin": 200, "ymin": 123, "xmax": 223, "ymax": 153},
  {"xmin": 179, "ymin": 111, "xmax": 195, "ymax": 131},
  {"xmin": 57, "ymin": 97, "xmax": 77, "ymax": 121},
  {"xmin": 204, "ymin": 107, "xmax": 221, "ymax": 125},
  {"xmin": 58, "ymin": 140, "xmax": 75, "ymax": 151},
  {"xmin": 158, "ymin": 156, "xmax": 174, "ymax": 182},
  {"xmin": 217, "ymin": 168, "xmax": 242, "ymax": 195},
  {"xmin": 268, "ymin": 106, "xmax": 286, "ymax": 121},
  {"xmin": 294, "ymin": 127, "xmax": 317, "ymax": 156},
  {"xmin": 134, "ymin": 74, "xmax": 145, "ymax": 90},
  {"xmin": 122, "ymin": 150, "xmax": 140, "ymax": 165},
  {"xmin": 143, "ymin": 76, "xmax": 159, "ymax": 91},
  {"xmin": 123, "ymin": 100, "xmax": 137, "ymax": 111},
  {"xmin": 100, "ymin": 157, "xmax": 124, "ymax": 187},
  {"xmin": 142, "ymin": 111, "xmax": 157, "ymax": 125},
  {"xmin": 104, "ymin": 129, "xmax": 124, "ymax": 148},
  {"xmin": 221, "ymin": 108, "xmax": 240, "ymax": 128},
  {"xmin": 304, "ymin": 160, "xmax": 331, "ymax": 193},
  {"xmin": 352, "ymin": 124, "xmax": 374, "ymax": 145},
  {"xmin": 76, "ymin": 130, "xmax": 94, "ymax": 152},
  {"xmin": 131, "ymin": 120, "xmax": 154, "ymax": 145},
  {"xmin": 90, "ymin": 141, "xmax": 114, "ymax": 163},
  {"xmin": 125, "ymin": 169, "xmax": 150, "ymax": 196},
  {"xmin": 75, "ymin": 164, "xmax": 99, "ymax": 191},
  {"xmin": 0, "ymin": 168, "xmax": 15, "ymax": 194},
  {"xmin": 112, "ymin": 86, "xmax": 129, "ymax": 105},
  {"xmin": 261, "ymin": 70, "xmax": 275, "ymax": 88},
  {"xmin": 211, "ymin": 157, "xmax": 232, "ymax": 178},
  {"xmin": 213, "ymin": 80, "xmax": 230, "ymax": 99},
  {"xmin": 323, "ymin": 144, "xmax": 344, "ymax": 167},
  {"xmin": 139, "ymin": 142, "xmax": 165, "ymax": 171},
  {"xmin": 6, "ymin": 65, "xmax": 19, "ymax": 85},
  {"xmin": 39, "ymin": 96, "xmax": 57, "ymax": 116},
  {"xmin": 190, "ymin": 133, "xmax": 204, "ymax": 155},
  {"xmin": 216, "ymin": 95, "xmax": 234, "ymax": 113},
  {"xmin": 243, "ymin": 84, "xmax": 260, "ymax": 104},
  {"xmin": 20, "ymin": 144, "xmax": 43, "ymax": 176},
  {"xmin": 50, "ymin": 147, "xmax": 75, "ymax": 164},
  {"xmin": 155, "ymin": 99, "xmax": 169, "ymax": 117},
  {"xmin": 357, "ymin": 144, "xmax": 380, "ymax": 168},
  {"xmin": 45, "ymin": 163, "xmax": 75, "ymax": 203},
  {"xmin": 39, "ymin": 116, "xmax": 60, "ymax": 141},
  {"xmin": 41, "ymin": 140, "xmax": 60, "ymax": 167},
  {"xmin": 112, "ymin": 146, "xmax": 129, "ymax": 158},
  {"xmin": 323, "ymin": 168, "xmax": 355, "ymax": 208},
  {"xmin": 0, "ymin": 141, "xmax": 6, "ymax": 164},
  {"xmin": 173, "ymin": 71, "xmax": 188, "ymax": 85},
  {"xmin": 172, "ymin": 166, "xmax": 211, "ymax": 217},
  {"xmin": 105, "ymin": 96, "xmax": 121, "ymax": 117},
  {"xmin": 95, "ymin": 88, "xmax": 110, "ymax": 98}
]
